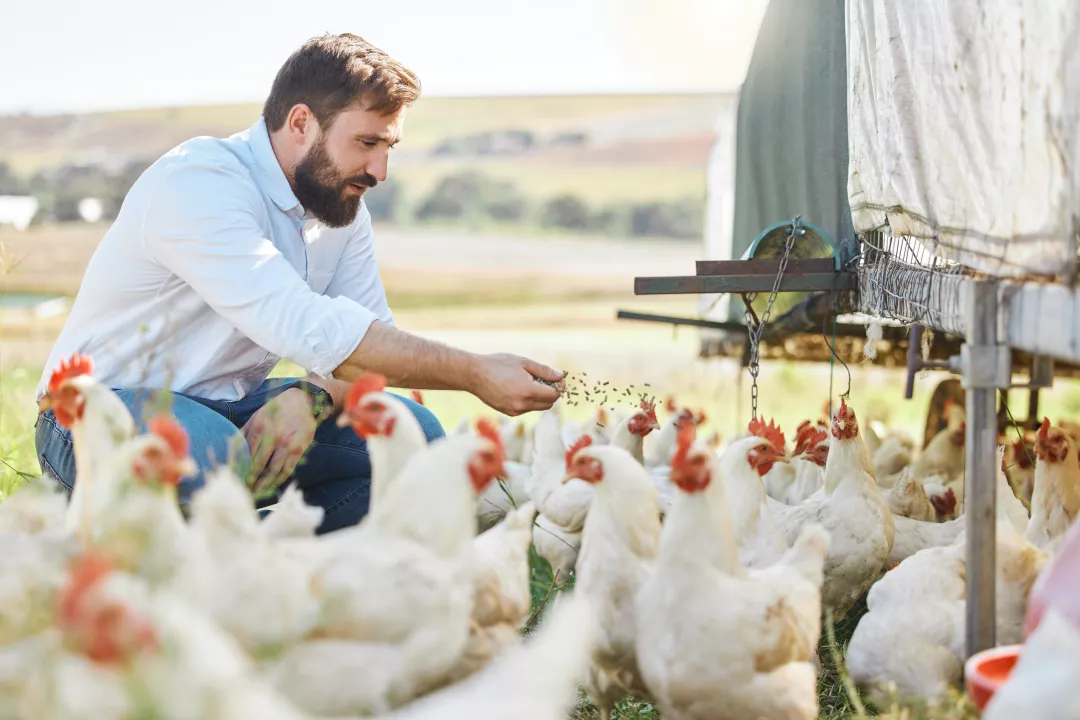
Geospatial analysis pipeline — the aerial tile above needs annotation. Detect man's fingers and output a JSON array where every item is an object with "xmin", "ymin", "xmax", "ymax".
[
  {"xmin": 521, "ymin": 358, "xmax": 564, "ymax": 383},
  {"xmin": 248, "ymin": 432, "xmax": 275, "ymax": 483},
  {"xmin": 528, "ymin": 382, "xmax": 562, "ymax": 402},
  {"xmin": 281, "ymin": 446, "xmax": 306, "ymax": 479},
  {"xmin": 253, "ymin": 448, "xmax": 287, "ymax": 495}
]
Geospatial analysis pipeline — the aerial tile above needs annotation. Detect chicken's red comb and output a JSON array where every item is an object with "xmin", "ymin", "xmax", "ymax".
[
  {"xmin": 59, "ymin": 552, "xmax": 113, "ymax": 624},
  {"xmin": 671, "ymin": 412, "xmax": 697, "ymax": 470},
  {"xmin": 930, "ymin": 487, "xmax": 957, "ymax": 517},
  {"xmin": 664, "ymin": 394, "xmax": 678, "ymax": 413},
  {"xmin": 596, "ymin": 406, "xmax": 609, "ymax": 424},
  {"xmin": 795, "ymin": 426, "xmax": 828, "ymax": 455},
  {"xmin": 410, "ymin": 390, "xmax": 424, "ymax": 406},
  {"xmin": 1037, "ymin": 417, "xmax": 1051, "ymax": 444},
  {"xmin": 344, "ymin": 373, "xmax": 388, "ymax": 411},
  {"xmin": 475, "ymin": 417, "xmax": 504, "ymax": 459},
  {"xmin": 1013, "ymin": 438, "xmax": 1033, "ymax": 469},
  {"xmin": 147, "ymin": 415, "xmax": 190, "ymax": 459},
  {"xmin": 748, "ymin": 417, "xmax": 786, "ymax": 452},
  {"xmin": 694, "ymin": 409, "xmax": 708, "ymax": 426},
  {"xmin": 48, "ymin": 353, "xmax": 94, "ymax": 393},
  {"xmin": 797, "ymin": 419, "xmax": 812, "ymax": 434},
  {"xmin": 565, "ymin": 435, "xmax": 593, "ymax": 469},
  {"xmin": 639, "ymin": 399, "xmax": 658, "ymax": 425}
]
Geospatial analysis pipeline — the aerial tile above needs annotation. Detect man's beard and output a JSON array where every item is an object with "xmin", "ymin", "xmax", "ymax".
[{"xmin": 293, "ymin": 137, "xmax": 378, "ymax": 228}]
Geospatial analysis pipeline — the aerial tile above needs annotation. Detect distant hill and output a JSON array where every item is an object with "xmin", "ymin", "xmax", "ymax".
[{"xmin": 0, "ymin": 93, "xmax": 732, "ymax": 236}]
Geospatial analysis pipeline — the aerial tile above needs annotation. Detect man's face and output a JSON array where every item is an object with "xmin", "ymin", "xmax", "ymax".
[{"xmin": 293, "ymin": 104, "xmax": 406, "ymax": 228}]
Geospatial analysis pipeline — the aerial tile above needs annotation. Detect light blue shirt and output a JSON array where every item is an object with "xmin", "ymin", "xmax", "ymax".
[{"xmin": 37, "ymin": 117, "xmax": 393, "ymax": 401}]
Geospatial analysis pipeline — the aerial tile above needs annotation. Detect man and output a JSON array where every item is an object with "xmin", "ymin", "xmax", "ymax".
[{"xmin": 33, "ymin": 33, "xmax": 564, "ymax": 533}]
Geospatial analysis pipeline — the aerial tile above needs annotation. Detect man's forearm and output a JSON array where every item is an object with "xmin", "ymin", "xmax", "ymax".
[
  {"xmin": 331, "ymin": 320, "xmax": 481, "ymax": 392},
  {"xmin": 302, "ymin": 373, "xmax": 353, "ymax": 413}
]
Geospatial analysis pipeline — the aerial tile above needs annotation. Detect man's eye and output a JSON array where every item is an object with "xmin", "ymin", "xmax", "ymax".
[{"xmin": 363, "ymin": 141, "xmax": 378, "ymax": 148}]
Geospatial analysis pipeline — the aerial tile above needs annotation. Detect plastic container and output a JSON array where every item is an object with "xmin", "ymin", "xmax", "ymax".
[{"xmin": 964, "ymin": 645, "xmax": 1021, "ymax": 710}]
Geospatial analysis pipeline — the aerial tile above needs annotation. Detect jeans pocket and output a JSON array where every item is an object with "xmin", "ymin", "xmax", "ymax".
[
  {"xmin": 34, "ymin": 413, "xmax": 75, "ymax": 493},
  {"xmin": 38, "ymin": 453, "xmax": 72, "ymax": 495}
]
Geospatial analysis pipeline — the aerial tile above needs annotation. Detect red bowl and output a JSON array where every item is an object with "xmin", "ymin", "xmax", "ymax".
[{"xmin": 964, "ymin": 645, "xmax": 1022, "ymax": 710}]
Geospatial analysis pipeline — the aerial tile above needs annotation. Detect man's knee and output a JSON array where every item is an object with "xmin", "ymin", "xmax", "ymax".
[
  {"xmin": 395, "ymin": 395, "xmax": 445, "ymax": 443},
  {"xmin": 112, "ymin": 388, "xmax": 249, "ymax": 502}
]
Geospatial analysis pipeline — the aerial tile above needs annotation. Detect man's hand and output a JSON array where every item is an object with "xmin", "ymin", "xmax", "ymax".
[
  {"xmin": 243, "ymin": 388, "xmax": 318, "ymax": 494},
  {"xmin": 470, "ymin": 353, "xmax": 565, "ymax": 416}
]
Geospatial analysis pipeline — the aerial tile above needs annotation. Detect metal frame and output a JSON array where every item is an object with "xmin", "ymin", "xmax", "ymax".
[
  {"xmin": 626, "ymin": 246, "xmax": 1076, "ymax": 660},
  {"xmin": 634, "ymin": 257, "xmax": 857, "ymax": 297}
]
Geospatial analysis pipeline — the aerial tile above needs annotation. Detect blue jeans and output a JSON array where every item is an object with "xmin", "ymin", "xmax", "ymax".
[{"xmin": 33, "ymin": 377, "xmax": 445, "ymax": 534}]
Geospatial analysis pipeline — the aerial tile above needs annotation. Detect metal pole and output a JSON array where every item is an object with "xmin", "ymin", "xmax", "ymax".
[{"xmin": 964, "ymin": 279, "xmax": 1001, "ymax": 657}]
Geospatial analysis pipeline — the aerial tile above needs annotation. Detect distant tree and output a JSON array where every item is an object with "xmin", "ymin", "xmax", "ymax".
[
  {"xmin": 0, "ymin": 163, "xmax": 26, "ymax": 194},
  {"xmin": 363, "ymin": 178, "xmax": 403, "ymax": 222},
  {"xmin": 483, "ymin": 180, "xmax": 529, "ymax": 222},
  {"xmin": 540, "ymin": 195, "xmax": 591, "ymax": 231},
  {"xmin": 414, "ymin": 172, "xmax": 528, "ymax": 224},
  {"xmin": 590, "ymin": 201, "xmax": 635, "ymax": 237},
  {"xmin": 414, "ymin": 173, "xmax": 486, "ymax": 221},
  {"xmin": 630, "ymin": 198, "xmax": 705, "ymax": 239}
]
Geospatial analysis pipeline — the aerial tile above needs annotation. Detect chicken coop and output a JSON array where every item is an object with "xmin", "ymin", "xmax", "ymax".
[{"xmin": 620, "ymin": 0, "xmax": 1080, "ymax": 660}]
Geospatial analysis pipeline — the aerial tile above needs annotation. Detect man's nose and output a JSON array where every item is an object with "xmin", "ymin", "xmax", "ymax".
[{"xmin": 368, "ymin": 150, "xmax": 389, "ymax": 183}]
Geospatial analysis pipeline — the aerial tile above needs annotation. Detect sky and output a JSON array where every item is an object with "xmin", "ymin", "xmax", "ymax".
[{"xmin": 1, "ymin": 0, "xmax": 770, "ymax": 115}]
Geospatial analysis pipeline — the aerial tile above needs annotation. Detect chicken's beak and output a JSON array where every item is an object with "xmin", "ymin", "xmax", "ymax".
[
  {"xmin": 37, "ymin": 393, "xmax": 53, "ymax": 413},
  {"xmin": 650, "ymin": 420, "xmax": 662, "ymax": 432},
  {"xmin": 336, "ymin": 411, "xmax": 353, "ymax": 428},
  {"xmin": 560, "ymin": 472, "xmax": 576, "ymax": 485}
]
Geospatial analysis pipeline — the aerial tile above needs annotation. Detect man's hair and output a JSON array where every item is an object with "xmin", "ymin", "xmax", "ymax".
[{"xmin": 263, "ymin": 33, "xmax": 421, "ymax": 132}]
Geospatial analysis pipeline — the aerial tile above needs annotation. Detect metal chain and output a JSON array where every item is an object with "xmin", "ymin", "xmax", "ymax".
[{"xmin": 746, "ymin": 216, "xmax": 804, "ymax": 421}]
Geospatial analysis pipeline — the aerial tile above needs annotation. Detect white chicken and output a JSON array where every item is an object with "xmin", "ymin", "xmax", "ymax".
[
  {"xmin": 884, "ymin": 468, "xmax": 938, "ymax": 522},
  {"xmin": 566, "ymin": 439, "xmax": 661, "ymax": 719},
  {"xmin": 49, "ymin": 551, "xmax": 308, "ymax": 719},
  {"xmin": 846, "ymin": 517, "xmax": 1048, "ymax": 704},
  {"xmin": 719, "ymin": 434, "xmax": 789, "ymax": 569},
  {"xmin": 770, "ymin": 398, "xmax": 894, "ymax": 618},
  {"xmin": 0, "ymin": 476, "xmax": 69, "ymax": 535},
  {"xmin": 171, "ymin": 463, "xmax": 325, "ymax": 659},
  {"xmin": 335, "ymin": 372, "xmax": 427, "ymax": 507},
  {"xmin": 761, "ymin": 420, "xmax": 827, "ymax": 506},
  {"xmin": 265, "ymin": 432, "xmax": 505, "ymax": 716},
  {"xmin": 259, "ymin": 484, "xmax": 325, "ymax": 540},
  {"xmin": 871, "ymin": 429, "xmax": 915, "ymax": 481},
  {"xmin": 636, "ymin": 419, "xmax": 829, "ymax": 720},
  {"xmin": 453, "ymin": 500, "xmax": 539, "ymax": 683},
  {"xmin": 1002, "ymin": 436, "xmax": 1035, "ymax": 510},
  {"xmin": 379, "ymin": 593, "xmax": 598, "ymax": 720},
  {"xmin": 1025, "ymin": 419, "xmax": 1080, "ymax": 549},
  {"xmin": 91, "ymin": 415, "xmax": 195, "ymax": 586},
  {"xmin": 529, "ymin": 405, "xmax": 592, "ymax": 583},
  {"xmin": 846, "ymin": 447, "xmax": 1047, "ymax": 704},
  {"xmin": 37, "ymin": 352, "xmax": 137, "ymax": 544}
]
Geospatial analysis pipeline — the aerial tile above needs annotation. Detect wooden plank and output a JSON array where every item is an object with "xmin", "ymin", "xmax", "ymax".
[
  {"xmin": 695, "ymin": 257, "xmax": 838, "ymax": 276},
  {"xmin": 634, "ymin": 272, "xmax": 858, "ymax": 296}
]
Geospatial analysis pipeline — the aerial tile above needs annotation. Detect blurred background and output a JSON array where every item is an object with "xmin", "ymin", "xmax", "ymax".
[{"xmin": 3, "ymin": 0, "xmax": 1079, "ymax": 491}]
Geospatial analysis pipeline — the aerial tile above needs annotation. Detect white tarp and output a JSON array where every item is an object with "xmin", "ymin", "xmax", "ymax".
[{"xmin": 847, "ymin": 0, "xmax": 1080, "ymax": 279}]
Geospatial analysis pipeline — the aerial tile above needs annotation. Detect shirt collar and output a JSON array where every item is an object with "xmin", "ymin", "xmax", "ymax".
[{"xmin": 248, "ymin": 116, "xmax": 303, "ymax": 215}]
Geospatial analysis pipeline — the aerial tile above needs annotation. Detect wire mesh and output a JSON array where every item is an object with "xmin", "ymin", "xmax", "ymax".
[{"xmin": 854, "ymin": 228, "xmax": 970, "ymax": 335}]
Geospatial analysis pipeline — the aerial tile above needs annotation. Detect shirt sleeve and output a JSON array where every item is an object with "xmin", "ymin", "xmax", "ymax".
[
  {"xmin": 324, "ymin": 201, "xmax": 395, "ymax": 327},
  {"xmin": 142, "ymin": 161, "xmax": 377, "ymax": 378}
]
